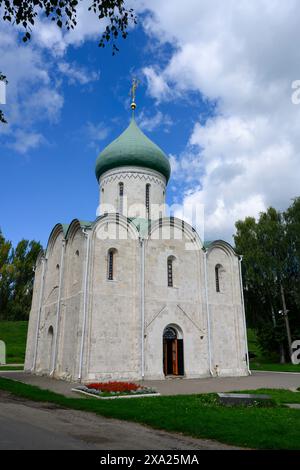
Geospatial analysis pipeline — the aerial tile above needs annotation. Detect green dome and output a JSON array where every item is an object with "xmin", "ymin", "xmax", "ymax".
[{"xmin": 95, "ymin": 117, "xmax": 171, "ymax": 182}]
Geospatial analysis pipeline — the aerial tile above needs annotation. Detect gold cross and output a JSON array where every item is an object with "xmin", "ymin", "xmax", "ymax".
[{"xmin": 130, "ymin": 78, "xmax": 139, "ymax": 103}]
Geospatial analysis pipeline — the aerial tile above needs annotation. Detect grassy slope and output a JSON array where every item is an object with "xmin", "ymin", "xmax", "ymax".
[
  {"xmin": 0, "ymin": 321, "xmax": 28, "ymax": 363},
  {"xmin": 0, "ymin": 378, "xmax": 300, "ymax": 450}
]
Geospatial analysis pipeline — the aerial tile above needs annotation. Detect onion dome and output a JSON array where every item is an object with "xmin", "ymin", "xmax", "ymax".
[{"xmin": 95, "ymin": 116, "xmax": 171, "ymax": 182}]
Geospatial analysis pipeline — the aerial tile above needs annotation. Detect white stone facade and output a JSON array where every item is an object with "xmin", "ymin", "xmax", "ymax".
[
  {"xmin": 25, "ymin": 166, "xmax": 250, "ymax": 382},
  {"xmin": 98, "ymin": 166, "xmax": 167, "ymax": 219}
]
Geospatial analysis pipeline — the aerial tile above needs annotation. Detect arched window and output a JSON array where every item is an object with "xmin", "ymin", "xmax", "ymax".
[
  {"xmin": 215, "ymin": 264, "xmax": 221, "ymax": 292},
  {"xmin": 119, "ymin": 182, "xmax": 124, "ymax": 214},
  {"xmin": 163, "ymin": 326, "xmax": 177, "ymax": 340},
  {"xmin": 145, "ymin": 183, "xmax": 150, "ymax": 218},
  {"xmin": 107, "ymin": 249, "xmax": 117, "ymax": 280},
  {"xmin": 167, "ymin": 256, "xmax": 175, "ymax": 287}
]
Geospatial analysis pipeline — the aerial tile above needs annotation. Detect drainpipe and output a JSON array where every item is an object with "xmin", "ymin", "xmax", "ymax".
[
  {"xmin": 50, "ymin": 239, "xmax": 66, "ymax": 376},
  {"xmin": 78, "ymin": 229, "xmax": 91, "ymax": 381},
  {"xmin": 140, "ymin": 237, "xmax": 145, "ymax": 380},
  {"xmin": 238, "ymin": 256, "xmax": 251, "ymax": 375},
  {"xmin": 32, "ymin": 256, "xmax": 46, "ymax": 372},
  {"xmin": 204, "ymin": 251, "xmax": 213, "ymax": 376}
]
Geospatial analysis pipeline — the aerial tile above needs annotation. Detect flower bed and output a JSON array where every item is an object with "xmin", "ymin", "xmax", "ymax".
[{"xmin": 73, "ymin": 381, "xmax": 158, "ymax": 399}]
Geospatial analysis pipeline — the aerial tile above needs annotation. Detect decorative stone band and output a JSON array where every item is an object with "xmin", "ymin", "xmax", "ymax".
[{"xmin": 100, "ymin": 166, "xmax": 166, "ymax": 189}]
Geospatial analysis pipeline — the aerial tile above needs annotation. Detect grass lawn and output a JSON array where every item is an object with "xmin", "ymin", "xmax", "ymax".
[
  {"xmin": 250, "ymin": 362, "xmax": 300, "ymax": 373},
  {"xmin": 0, "ymin": 377, "xmax": 299, "ymax": 450},
  {"xmin": 0, "ymin": 321, "xmax": 28, "ymax": 364},
  {"xmin": 0, "ymin": 366, "xmax": 24, "ymax": 371}
]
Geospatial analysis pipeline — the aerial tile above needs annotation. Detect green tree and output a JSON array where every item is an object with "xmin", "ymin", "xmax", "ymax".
[
  {"xmin": 0, "ymin": 231, "xmax": 42, "ymax": 320},
  {"xmin": 8, "ymin": 239, "xmax": 42, "ymax": 320},
  {"xmin": 284, "ymin": 197, "xmax": 300, "ymax": 309},
  {"xmin": 234, "ymin": 206, "xmax": 298, "ymax": 362},
  {"xmin": 0, "ymin": 230, "xmax": 12, "ymax": 318}
]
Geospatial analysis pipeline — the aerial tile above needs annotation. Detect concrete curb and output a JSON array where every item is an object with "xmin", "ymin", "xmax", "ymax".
[{"xmin": 72, "ymin": 388, "xmax": 160, "ymax": 400}]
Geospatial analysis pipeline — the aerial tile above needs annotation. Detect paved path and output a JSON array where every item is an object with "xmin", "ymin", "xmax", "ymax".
[
  {"xmin": 0, "ymin": 391, "xmax": 238, "ymax": 450},
  {"xmin": 141, "ymin": 371, "xmax": 300, "ymax": 395},
  {"xmin": 0, "ymin": 371, "xmax": 299, "ymax": 397}
]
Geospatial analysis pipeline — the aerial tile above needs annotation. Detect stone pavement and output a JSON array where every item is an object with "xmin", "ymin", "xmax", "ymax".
[{"xmin": 0, "ymin": 370, "xmax": 299, "ymax": 397}]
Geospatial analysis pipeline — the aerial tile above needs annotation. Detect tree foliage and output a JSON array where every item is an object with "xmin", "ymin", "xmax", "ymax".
[
  {"xmin": 0, "ymin": 230, "xmax": 42, "ymax": 320},
  {"xmin": 234, "ymin": 199, "xmax": 300, "ymax": 361},
  {"xmin": 0, "ymin": 0, "xmax": 137, "ymax": 123},
  {"xmin": 0, "ymin": 0, "xmax": 136, "ymax": 50}
]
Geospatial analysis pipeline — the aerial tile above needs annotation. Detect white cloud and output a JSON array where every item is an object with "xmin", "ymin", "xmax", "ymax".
[
  {"xmin": 137, "ymin": 110, "xmax": 173, "ymax": 132},
  {"xmin": 7, "ymin": 130, "xmax": 45, "ymax": 154},
  {"xmin": 0, "ymin": 24, "xmax": 64, "ymax": 150},
  {"xmin": 32, "ymin": 0, "xmax": 108, "ymax": 55},
  {"xmin": 0, "ymin": 3, "xmax": 102, "ymax": 154},
  {"xmin": 58, "ymin": 62, "xmax": 100, "ymax": 85},
  {"xmin": 85, "ymin": 121, "xmax": 111, "ymax": 149},
  {"xmin": 143, "ymin": 66, "xmax": 173, "ymax": 103},
  {"xmin": 137, "ymin": 0, "xmax": 300, "ymax": 241}
]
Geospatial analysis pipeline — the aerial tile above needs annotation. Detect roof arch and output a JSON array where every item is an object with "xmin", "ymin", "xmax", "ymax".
[
  {"xmin": 46, "ymin": 223, "xmax": 67, "ymax": 256},
  {"xmin": 92, "ymin": 213, "xmax": 140, "ymax": 241},
  {"xmin": 146, "ymin": 216, "xmax": 203, "ymax": 250},
  {"xmin": 204, "ymin": 239, "xmax": 238, "ymax": 258},
  {"xmin": 65, "ymin": 219, "xmax": 92, "ymax": 242}
]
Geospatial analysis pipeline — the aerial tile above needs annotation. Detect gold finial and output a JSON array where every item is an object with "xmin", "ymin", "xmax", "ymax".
[{"xmin": 130, "ymin": 78, "xmax": 139, "ymax": 110}]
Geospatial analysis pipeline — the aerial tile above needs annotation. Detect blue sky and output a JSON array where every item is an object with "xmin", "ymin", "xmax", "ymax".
[{"xmin": 1, "ymin": 1, "xmax": 300, "ymax": 247}]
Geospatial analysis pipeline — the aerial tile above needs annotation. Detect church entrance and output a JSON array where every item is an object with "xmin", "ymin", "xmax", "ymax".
[{"xmin": 163, "ymin": 326, "xmax": 184, "ymax": 376}]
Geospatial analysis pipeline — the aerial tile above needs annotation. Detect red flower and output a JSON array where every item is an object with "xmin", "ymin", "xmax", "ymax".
[{"xmin": 86, "ymin": 381, "xmax": 141, "ymax": 393}]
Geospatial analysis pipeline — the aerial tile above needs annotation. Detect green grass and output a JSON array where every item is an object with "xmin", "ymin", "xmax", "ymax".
[
  {"xmin": 251, "ymin": 362, "xmax": 300, "ymax": 373},
  {"xmin": 0, "ymin": 366, "xmax": 24, "ymax": 371},
  {"xmin": 232, "ymin": 388, "xmax": 300, "ymax": 404},
  {"xmin": 0, "ymin": 378, "xmax": 300, "ymax": 450},
  {"xmin": 0, "ymin": 321, "xmax": 28, "ymax": 364}
]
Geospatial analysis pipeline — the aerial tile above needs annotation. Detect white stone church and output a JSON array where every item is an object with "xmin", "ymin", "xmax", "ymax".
[{"xmin": 25, "ymin": 99, "xmax": 250, "ymax": 382}]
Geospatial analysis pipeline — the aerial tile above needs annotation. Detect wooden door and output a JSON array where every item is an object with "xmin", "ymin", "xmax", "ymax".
[
  {"xmin": 163, "ymin": 340, "xmax": 168, "ymax": 375},
  {"xmin": 172, "ymin": 339, "xmax": 178, "ymax": 375}
]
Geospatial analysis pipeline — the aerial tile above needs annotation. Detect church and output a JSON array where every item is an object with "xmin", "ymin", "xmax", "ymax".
[{"xmin": 25, "ymin": 91, "xmax": 250, "ymax": 382}]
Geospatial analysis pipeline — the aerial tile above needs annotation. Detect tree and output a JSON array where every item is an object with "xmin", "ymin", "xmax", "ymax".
[
  {"xmin": 0, "ymin": 230, "xmax": 12, "ymax": 318},
  {"xmin": 284, "ymin": 197, "xmax": 300, "ymax": 309},
  {"xmin": 8, "ymin": 239, "xmax": 42, "ymax": 320},
  {"xmin": 0, "ymin": 0, "xmax": 137, "ymax": 123},
  {"xmin": 234, "ymin": 206, "xmax": 299, "ymax": 362},
  {"xmin": 0, "ymin": 231, "xmax": 42, "ymax": 320}
]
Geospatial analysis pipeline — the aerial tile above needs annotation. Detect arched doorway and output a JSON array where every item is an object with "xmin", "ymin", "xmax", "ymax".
[
  {"xmin": 47, "ymin": 326, "xmax": 54, "ymax": 372},
  {"xmin": 163, "ymin": 326, "xmax": 184, "ymax": 376}
]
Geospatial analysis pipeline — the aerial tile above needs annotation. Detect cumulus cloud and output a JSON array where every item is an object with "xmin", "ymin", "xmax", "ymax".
[
  {"xmin": 143, "ymin": 66, "xmax": 174, "ymax": 103},
  {"xmin": 0, "ymin": 2, "xmax": 102, "ymax": 154},
  {"xmin": 84, "ymin": 121, "xmax": 111, "ymax": 149},
  {"xmin": 137, "ymin": 110, "xmax": 173, "ymax": 132},
  {"xmin": 7, "ymin": 130, "xmax": 45, "ymax": 154},
  {"xmin": 58, "ymin": 62, "xmax": 100, "ymax": 85},
  {"xmin": 137, "ymin": 0, "xmax": 300, "ymax": 240}
]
